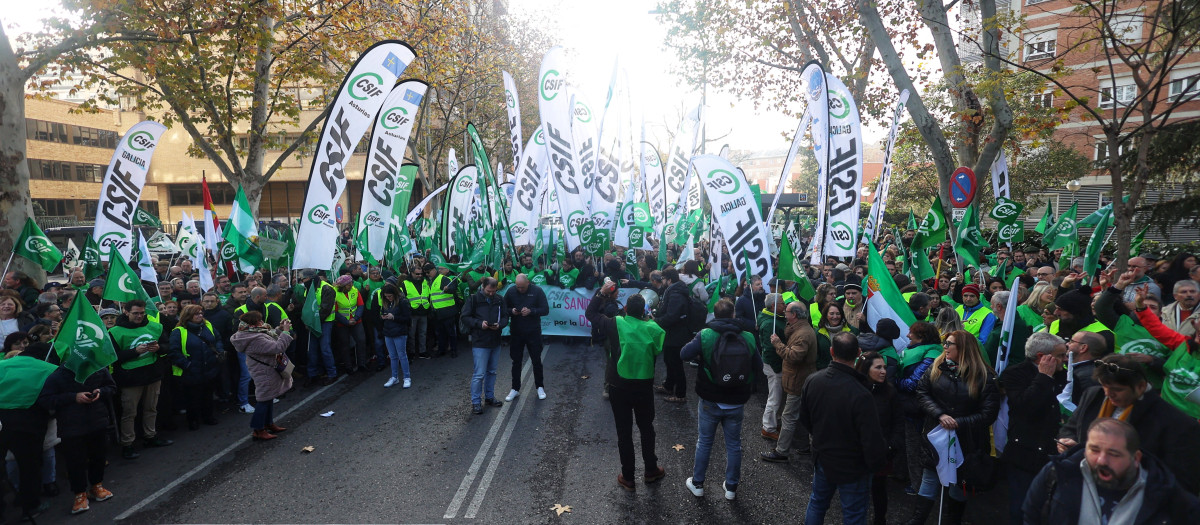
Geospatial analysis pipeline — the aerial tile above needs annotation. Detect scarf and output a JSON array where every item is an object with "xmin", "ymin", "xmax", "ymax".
[
  {"xmin": 1097, "ymin": 397, "xmax": 1132, "ymax": 421},
  {"xmin": 237, "ymin": 323, "xmax": 279, "ymax": 338}
]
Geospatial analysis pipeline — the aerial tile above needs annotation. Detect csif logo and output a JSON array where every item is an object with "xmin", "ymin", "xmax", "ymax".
[
  {"xmin": 1167, "ymin": 368, "xmax": 1200, "ymax": 396},
  {"xmin": 308, "ymin": 204, "xmax": 333, "ymax": 226},
  {"xmin": 1121, "ymin": 339, "xmax": 1168, "ymax": 360},
  {"xmin": 511, "ymin": 221, "xmax": 529, "ymax": 237},
  {"xmin": 98, "ymin": 231, "xmax": 131, "ymax": 251},
  {"xmin": 127, "ymin": 131, "xmax": 156, "ymax": 152},
  {"xmin": 365, "ymin": 211, "xmax": 383, "ymax": 227},
  {"xmin": 644, "ymin": 152, "xmax": 661, "ymax": 168},
  {"xmin": 1055, "ymin": 219, "xmax": 1076, "ymax": 237},
  {"xmin": 540, "ymin": 69, "xmax": 563, "ymax": 101},
  {"xmin": 566, "ymin": 210, "xmax": 588, "ymax": 235},
  {"xmin": 220, "ymin": 242, "xmax": 237, "ymax": 260},
  {"xmin": 633, "ymin": 206, "xmax": 649, "ymax": 224},
  {"xmin": 380, "ymin": 107, "xmax": 409, "ymax": 130},
  {"xmin": 998, "ymin": 222, "xmax": 1022, "ymax": 240},
  {"xmin": 118, "ymin": 274, "xmax": 140, "ymax": 295},
  {"xmin": 992, "ymin": 201, "xmax": 1019, "ymax": 220},
  {"xmin": 24, "ymin": 236, "xmax": 52, "ymax": 254},
  {"xmin": 533, "ymin": 129, "xmax": 546, "ymax": 145},
  {"xmin": 574, "ymin": 101, "xmax": 592, "ymax": 123},
  {"xmin": 455, "ymin": 176, "xmax": 474, "ymax": 193},
  {"xmin": 74, "ymin": 321, "xmax": 105, "ymax": 349},
  {"xmin": 828, "ymin": 90, "xmax": 851, "ymax": 120},
  {"xmin": 505, "ymin": 89, "xmax": 516, "ymax": 108},
  {"xmin": 920, "ymin": 210, "xmax": 943, "ymax": 234},
  {"xmin": 348, "ymin": 72, "xmax": 385, "ymax": 101},
  {"xmin": 830, "ymin": 221, "xmax": 854, "ymax": 251},
  {"xmin": 705, "ymin": 168, "xmax": 741, "ymax": 195}
]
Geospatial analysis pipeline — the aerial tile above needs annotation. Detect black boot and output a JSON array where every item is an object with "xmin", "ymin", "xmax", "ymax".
[
  {"xmin": 942, "ymin": 496, "xmax": 966, "ymax": 525},
  {"xmin": 902, "ymin": 495, "xmax": 935, "ymax": 525}
]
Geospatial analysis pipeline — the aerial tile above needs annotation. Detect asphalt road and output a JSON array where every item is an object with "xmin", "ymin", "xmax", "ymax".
[{"xmin": 17, "ymin": 338, "xmax": 1009, "ymax": 524}]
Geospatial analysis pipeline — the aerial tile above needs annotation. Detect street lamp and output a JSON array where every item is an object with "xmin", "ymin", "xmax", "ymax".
[{"xmin": 1066, "ymin": 180, "xmax": 1082, "ymax": 193}]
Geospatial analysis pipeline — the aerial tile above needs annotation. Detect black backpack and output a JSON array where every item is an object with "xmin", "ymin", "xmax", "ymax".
[
  {"xmin": 706, "ymin": 330, "xmax": 755, "ymax": 388},
  {"xmin": 685, "ymin": 295, "xmax": 707, "ymax": 336}
]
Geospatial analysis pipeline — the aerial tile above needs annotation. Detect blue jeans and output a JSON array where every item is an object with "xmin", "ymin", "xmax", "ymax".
[
  {"xmin": 307, "ymin": 321, "xmax": 336, "ymax": 378},
  {"xmin": 470, "ymin": 346, "xmax": 502, "ymax": 405},
  {"xmin": 385, "ymin": 335, "xmax": 410, "ymax": 380},
  {"xmin": 1007, "ymin": 464, "xmax": 1036, "ymax": 525},
  {"xmin": 249, "ymin": 398, "xmax": 274, "ymax": 429},
  {"xmin": 692, "ymin": 399, "xmax": 744, "ymax": 488},
  {"xmin": 374, "ymin": 328, "xmax": 389, "ymax": 363},
  {"xmin": 236, "ymin": 352, "xmax": 251, "ymax": 405},
  {"xmin": 805, "ymin": 462, "xmax": 872, "ymax": 525},
  {"xmin": 918, "ymin": 467, "xmax": 965, "ymax": 502}
]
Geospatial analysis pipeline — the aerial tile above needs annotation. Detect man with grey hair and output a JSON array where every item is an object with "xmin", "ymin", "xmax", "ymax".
[
  {"xmin": 1122, "ymin": 256, "xmax": 1162, "ymax": 304},
  {"xmin": 984, "ymin": 289, "xmax": 1032, "ymax": 369},
  {"xmin": 761, "ymin": 301, "xmax": 818, "ymax": 462},
  {"xmin": 757, "ymin": 293, "xmax": 786, "ymax": 440},
  {"xmin": 998, "ymin": 331, "xmax": 1068, "ymax": 525},
  {"xmin": 1162, "ymin": 279, "xmax": 1199, "ymax": 337}
]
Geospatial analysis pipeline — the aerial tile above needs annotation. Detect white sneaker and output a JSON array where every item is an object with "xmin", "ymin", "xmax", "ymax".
[
  {"xmin": 402, "ymin": 378, "xmax": 411, "ymax": 388},
  {"xmin": 537, "ymin": 387, "xmax": 547, "ymax": 400},
  {"xmin": 723, "ymin": 482, "xmax": 736, "ymax": 501},
  {"xmin": 505, "ymin": 389, "xmax": 519, "ymax": 402},
  {"xmin": 239, "ymin": 403, "xmax": 255, "ymax": 414},
  {"xmin": 384, "ymin": 377, "xmax": 399, "ymax": 388},
  {"xmin": 685, "ymin": 477, "xmax": 704, "ymax": 497}
]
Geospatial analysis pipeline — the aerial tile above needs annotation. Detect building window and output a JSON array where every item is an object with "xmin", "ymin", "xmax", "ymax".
[
  {"xmin": 1169, "ymin": 73, "xmax": 1200, "ymax": 101},
  {"xmin": 1095, "ymin": 139, "xmax": 1132, "ymax": 165},
  {"xmin": 1024, "ymin": 39, "xmax": 1056, "ymax": 61},
  {"xmin": 32, "ymin": 199, "xmax": 76, "ymax": 217},
  {"xmin": 1107, "ymin": 15, "xmax": 1143, "ymax": 48},
  {"xmin": 1099, "ymin": 83, "xmax": 1136, "ymax": 108},
  {"xmin": 1025, "ymin": 0, "xmax": 1051, "ymax": 4},
  {"xmin": 26, "ymin": 159, "xmax": 106, "ymax": 183},
  {"xmin": 141, "ymin": 201, "xmax": 160, "ymax": 217},
  {"xmin": 1029, "ymin": 91, "xmax": 1053, "ymax": 108},
  {"xmin": 25, "ymin": 118, "xmax": 117, "ymax": 148},
  {"xmin": 1098, "ymin": 191, "xmax": 1113, "ymax": 208},
  {"xmin": 168, "ymin": 184, "xmax": 235, "ymax": 205}
]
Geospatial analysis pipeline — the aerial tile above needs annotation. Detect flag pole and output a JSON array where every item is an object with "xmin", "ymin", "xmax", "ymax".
[{"xmin": 1, "ymin": 252, "xmax": 15, "ymax": 283}]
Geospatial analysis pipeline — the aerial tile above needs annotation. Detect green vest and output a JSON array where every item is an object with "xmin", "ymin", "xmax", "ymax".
[
  {"xmin": 362, "ymin": 278, "xmax": 385, "ymax": 298},
  {"xmin": 531, "ymin": 272, "xmax": 549, "ymax": 286},
  {"xmin": 218, "ymin": 293, "xmax": 231, "ymax": 305},
  {"xmin": 1049, "ymin": 319, "xmax": 1112, "ymax": 337},
  {"xmin": 559, "ymin": 268, "xmax": 579, "ymax": 289},
  {"xmin": 429, "ymin": 275, "xmax": 455, "ymax": 310},
  {"xmin": 172, "ymin": 320, "xmax": 214, "ymax": 376},
  {"xmin": 1016, "ymin": 304, "xmax": 1044, "ymax": 330},
  {"xmin": 496, "ymin": 269, "xmax": 519, "ymax": 287},
  {"xmin": 901, "ymin": 343, "xmax": 945, "ymax": 369},
  {"xmin": 109, "ymin": 322, "xmax": 164, "ymax": 370},
  {"xmin": 956, "ymin": 304, "xmax": 993, "ymax": 337},
  {"xmin": 810, "ymin": 302, "xmax": 822, "ymax": 328},
  {"xmin": 404, "ymin": 280, "xmax": 431, "ymax": 310},
  {"xmin": 335, "ymin": 286, "xmax": 360, "ymax": 320},
  {"xmin": 781, "ymin": 291, "xmax": 798, "ymax": 304},
  {"xmin": 613, "ymin": 316, "xmax": 665, "ymax": 380},
  {"xmin": 318, "ymin": 281, "xmax": 336, "ymax": 322},
  {"xmin": 1162, "ymin": 342, "xmax": 1200, "ymax": 419}
]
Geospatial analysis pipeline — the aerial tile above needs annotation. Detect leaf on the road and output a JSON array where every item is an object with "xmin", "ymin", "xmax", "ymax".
[
  {"xmin": 672, "ymin": 444, "xmax": 685, "ymax": 451},
  {"xmin": 301, "ymin": 446, "xmax": 315, "ymax": 453},
  {"xmin": 580, "ymin": 375, "xmax": 589, "ymax": 379},
  {"xmin": 551, "ymin": 503, "xmax": 572, "ymax": 516}
]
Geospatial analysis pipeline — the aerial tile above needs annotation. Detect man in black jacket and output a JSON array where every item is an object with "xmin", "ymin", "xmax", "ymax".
[
  {"xmin": 1025, "ymin": 418, "xmax": 1200, "ymax": 524},
  {"xmin": 503, "ymin": 274, "xmax": 549, "ymax": 402},
  {"xmin": 999, "ymin": 332, "xmax": 1067, "ymax": 525},
  {"xmin": 798, "ymin": 331, "xmax": 886, "ymax": 525},
  {"xmin": 680, "ymin": 299, "xmax": 761, "ymax": 501},
  {"xmin": 655, "ymin": 268, "xmax": 691, "ymax": 402},
  {"xmin": 461, "ymin": 277, "xmax": 509, "ymax": 415},
  {"xmin": 1057, "ymin": 354, "xmax": 1200, "ymax": 494}
]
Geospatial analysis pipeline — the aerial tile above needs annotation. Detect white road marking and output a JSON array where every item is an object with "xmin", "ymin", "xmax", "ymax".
[
  {"xmin": 443, "ymin": 355, "xmax": 533, "ymax": 519},
  {"xmin": 114, "ymin": 376, "xmax": 345, "ymax": 521},
  {"xmin": 464, "ymin": 370, "xmax": 534, "ymax": 518}
]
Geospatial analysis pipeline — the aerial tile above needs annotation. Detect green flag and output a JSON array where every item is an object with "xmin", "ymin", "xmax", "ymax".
[
  {"xmin": 101, "ymin": 246, "xmax": 157, "ymax": 316},
  {"xmin": 1079, "ymin": 196, "xmax": 1129, "ymax": 228},
  {"xmin": 0, "ymin": 356, "xmax": 59, "ymax": 409},
  {"xmin": 301, "ymin": 282, "xmax": 323, "ymax": 335},
  {"xmin": 1129, "ymin": 226, "xmax": 1148, "ymax": 257},
  {"xmin": 222, "ymin": 185, "xmax": 264, "ymax": 271},
  {"xmin": 953, "ymin": 204, "xmax": 986, "ymax": 269},
  {"xmin": 132, "ymin": 207, "xmax": 163, "ymax": 229},
  {"xmin": 80, "ymin": 236, "xmax": 103, "ymax": 282},
  {"xmin": 777, "ymin": 233, "xmax": 816, "ymax": 302},
  {"xmin": 51, "ymin": 294, "xmax": 119, "ymax": 382},
  {"xmin": 1045, "ymin": 201, "xmax": 1079, "ymax": 252},
  {"xmin": 906, "ymin": 209, "xmax": 918, "ymax": 230},
  {"xmin": 14, "ymin": 217, "xmax": 63, "ymax": 272},
  {"xmin": 1034, "ymin": 202, "xmax": 1055, "ymax": 234},
  {"xmin": 1083, "ymin": 206, "xmax": 1113, "ymax": 277},
  {"xmin": 909, "ymin": 247, "xmax": 935, "ymax": 283},
  {"xmin": 911, "ymin": 195, "xmax": 949, "ymax": 251}
]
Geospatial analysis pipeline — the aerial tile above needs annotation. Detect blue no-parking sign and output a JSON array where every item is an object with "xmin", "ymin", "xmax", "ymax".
[{"xmin": 950, "ymin": 167, "xmax": 976, "ymax": 208}]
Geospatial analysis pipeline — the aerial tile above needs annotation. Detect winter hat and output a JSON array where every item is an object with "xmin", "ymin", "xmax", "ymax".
[
  {"xmin": 335, "ymin": 275, "xmax": 354, "ymax": 286},
  {"xmin": 1054, "ymin": 289, "xmax": 1092, "ymax": 318},
  {"xmin": 961, "ymin": 284, "xmax": 981, "ymax": 297},
  {"xmin": 875, "ymin": 318, "xmax": 901, "ymax": 341}
]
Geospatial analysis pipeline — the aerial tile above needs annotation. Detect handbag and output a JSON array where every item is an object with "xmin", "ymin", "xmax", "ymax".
[{"xmin": 249, "ymin": 353, "xmax": 294, "ymax": 381}]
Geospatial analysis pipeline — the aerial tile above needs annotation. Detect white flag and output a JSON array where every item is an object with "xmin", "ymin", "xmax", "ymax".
[
  {"xmin": 509, "ymin": 126, "xmax": 548, "ymax": 245},
  {"xmin": 537, "ymin": 46, "xmax": 588, "ymax": 251},
  {"xmin": 182, "ymin": 212, "xmax": 213, "ymax": 291},
  {"xmin": 927, "ymin": 427, "xmax": 963, "ymax": 487},
  {"xmin": 357, "ymin": 80, "xmax": 427, "ymax": 263},
  {"xmin": 822, "ymin": 74, "xmax": 864, "ymax": 257},
  {"xmin": 502, "ymin": 71, "xmax": 523, "ymax": 172},
  {"xmin": 93, "ymin": 120, "xmax": 167, "ymax": 261},
  {"xmin": 692, "ymin": 155, "xmax": 773, "ymax": 286},
  {"xmin": 293, "ymin": 41, "xmax": 415, "ymax": 269},
  {"xmin": 861, "ymin": 89, "xmax": 910, "ymax": 244}
]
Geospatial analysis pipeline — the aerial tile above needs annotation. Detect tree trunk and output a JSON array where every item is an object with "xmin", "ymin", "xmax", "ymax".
[
  {"xmin": 240, "ymin": 15, "xmax": 274, "ymax": 218},
  {"xmin": 855, "ymin": 0, "xmax": 956, "ymax": 215},
  {"xmin": 0, "ymin": 28, "xmax": 42, "ymax": 280}
]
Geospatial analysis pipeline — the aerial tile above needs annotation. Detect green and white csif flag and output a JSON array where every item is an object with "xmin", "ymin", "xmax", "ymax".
[
  {"xmin": 911, "ymin": 195, "xmax": 948, "ymax": 251},
  {"xmin": 52, "ymin": 292, "xmax": 119, "ymax": 382},
  {"xmin": 1083, "ymin": 205, "xmax": 1113, "ymax": 277},
  {"xmin": 865, "ymin": 239, "xmax": 917, "ymax": 351},
  {"xmin": 176, "ymin": 212, "xmax": 203, "ymax": 261},
  {"xmin": 821, "ymin": 73, "xmax": 864, "ymax": 257},
  {"xmin": 132, "ymin": 207, "xmax": 163, "ymax": 228},
  {"xmin": 293, "ymin": 41, "xmax": 415, "ymax": 270},
  {"xmin": 61, "ymin": 238, "xmax": 81, "ymax": 273},
  {"xmin": 80, "ymin": 236, "xmax": 104, "ymax": 282},
  {"xmin": 1045, "ymin": 201, "xmax": 1079, "ymax": 252},
  {"xmin": 301, "ymin": 282, "xmax": 323, "ymax": 336},
  {"xmin": 953, "ymin": 204, "xmax": 986, "ymax": 269},
  {"xmin": 14, "ymin": 217, "xmax": 63, "ymax": 272},
  {"xmin": 1034, "ymin": 202, "xmax": 1055, "ymax": 234},
  {"xmin": 101, "ymin": 245, "xmax": 158, "ymax": 315},
  {"xmin": 222, "ymin": 185, "xmax": 263, "ymax": 272},
  {"xmin": 92, "ymin": 120, "xmax": 167, "ymax": 261},
  {"xmin": 134, "ymin": 228, "xmax": 158, "ymax": 282},
  {"xmin": 1130, "ymin": 226, "xmax": 1149, "ymax": 257}
]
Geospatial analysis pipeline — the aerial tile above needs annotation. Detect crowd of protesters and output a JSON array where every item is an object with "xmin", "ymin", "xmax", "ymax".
[{"xmin": 2, "ymin": 230, "xmax": 1200, "ymax": 523}]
